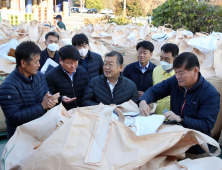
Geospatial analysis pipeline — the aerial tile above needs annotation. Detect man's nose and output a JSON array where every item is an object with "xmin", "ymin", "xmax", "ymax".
[{"xmin": 175, "ymin": 73, "xmax": 180, "ymax": 79}]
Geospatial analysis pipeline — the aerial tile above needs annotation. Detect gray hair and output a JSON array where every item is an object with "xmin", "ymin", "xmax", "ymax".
[{"xmin": 105, "ymin": 51, "xmax": 124, "ymax": 66}]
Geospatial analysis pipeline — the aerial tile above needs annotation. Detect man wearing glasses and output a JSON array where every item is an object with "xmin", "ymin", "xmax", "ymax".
[
  {"xmin": 82, "ymin": 51, "xmax": 138, "ymax": 106},
  {"xmin": 39, "ymin": 32, "xmax": 60, "ymax": 71},
  {"xmin": 72, "ymin": 33, "xmax": 104, "ymax": 80}
]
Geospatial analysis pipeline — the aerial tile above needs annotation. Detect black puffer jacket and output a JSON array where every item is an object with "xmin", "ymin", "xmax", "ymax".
[
  {"xmin": 82, "ymin": 75, "xmax": 139, "ymax": 106},
  {"xmin": 0, "ymin": 67, "xmax": 49, "ymax": 139},
  {"xmin": 79, "ymin": 50, "xmax": 104, "ymax": 80},
  {"xmin": 45, "ymin": 65, "xmax": 89, "ymax": 110}
]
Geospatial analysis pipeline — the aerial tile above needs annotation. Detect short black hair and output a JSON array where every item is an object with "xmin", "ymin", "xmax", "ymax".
[
  {"xmin": 55, "ymin": 15, "xmax": 62, "ymax": 19},
  {"xmin": 173, "ymin": 52, "xmax": 200, "ymax": 70},
  {"xmin": 59, "ymin": 45, "xmax": 80, "ymax": 61},
  {"xmin": 45, "ymin": 31, "xmax": 59, "ymax": 41},
  {"xmin": 161, "ymin": 43, "xmax": 179, "ymax": 58},
  {"xmin": 72, "ymin": 33, "xmax": 89, "ymax": 46},
  {"xmin": 15, "ymin": 41, "xmax": 41, "ymax": 66},
  {"xmin": 105, "ymin": 51, "xmax": 124, "ymax": 66},
  {"xmin": 136, "ymin": 41, "xmax": 154, "ymax": 53}
]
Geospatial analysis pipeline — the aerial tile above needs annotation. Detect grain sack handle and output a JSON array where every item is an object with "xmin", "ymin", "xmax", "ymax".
[
  {"xmin": 101, "ymin": 105, "xmax": 125, "ymax": 123},
  {"xmin": 164, "ymin": 23, "xmax": 173, "ymax": 29}
]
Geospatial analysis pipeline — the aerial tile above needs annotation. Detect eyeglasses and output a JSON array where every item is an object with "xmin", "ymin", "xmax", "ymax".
[{"xmin": 103, "ymin": 63, "xmax": 117, "ymax": 69}]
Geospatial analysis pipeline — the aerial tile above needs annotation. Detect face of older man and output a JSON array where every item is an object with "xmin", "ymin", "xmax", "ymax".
[
  {"xmin": 103, "ymin": 56, "xmax": 123, "ymax": 80},
  {"xmin": 174, "ymin": 64, "xmax": 199, "ymax": 89}
]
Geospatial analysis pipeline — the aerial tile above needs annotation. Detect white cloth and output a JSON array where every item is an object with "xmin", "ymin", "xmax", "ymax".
[
  {"xmin": 139, "ymin": 62, "xmax": 149, "ymax": 74},
  {"xmin": 112, "ymin": 113, "xmax": 165, "ymax": 136},
  {"xmin": 40, "ymin": 58, "xmax": 59, "ymax": 74},
  {"xmin": 107, "ymin": 79, "xmax": 118, "ymax": 97}
]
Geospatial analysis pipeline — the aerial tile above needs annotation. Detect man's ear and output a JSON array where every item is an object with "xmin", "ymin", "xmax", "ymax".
[
  {"xmin": 59, "ymin": 58, "xmax": 63, "ymax": 65},
  {"xmin": 20, "ymin": 59, "xmax": 27, "ymax": 68},
  {"xmin": 45, "ymin": 41, "xmax": 47, "ymax": 47},
  {"xmin": 193, "ymin": 67, "xmax": 199, "ymax": 74},
  {"xmin": 119, "ymin": 64, "xmax": 123, "ymax": 72}
]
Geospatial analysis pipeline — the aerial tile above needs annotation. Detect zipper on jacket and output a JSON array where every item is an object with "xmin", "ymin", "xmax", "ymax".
[
  {"xmin": 181, "ymin": 89, "xmax": 188, "ymax": 115},
  {"xmin": 71, "ymin": 82, "xmax": 77, "ymax": 106}
]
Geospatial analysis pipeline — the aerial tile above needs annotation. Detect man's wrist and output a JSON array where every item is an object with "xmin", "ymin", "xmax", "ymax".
[
  {"xmin": 179, "ymin": 115, "xmax": 185, "ymax": 123},
  {"xmin": 139, "ymin": 100, "xmax": 147, "ymax": 106}
]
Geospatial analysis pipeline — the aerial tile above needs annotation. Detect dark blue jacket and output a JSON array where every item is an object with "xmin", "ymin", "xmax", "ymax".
[
  {"xmin": 122, "ymin": 61, "xmax": 156, "ymax": 92},
  {"xmin": 78, "ymin": 50, "xmax": 104, "ymax": 80},
  {"xmin": 45, "ymin": 65, "xmax": 89, "ymax": 111},
  {"xmin": 39, "ymin": 48, "xmax": 60, "ymax": 71},
  {"xmin": 0, "ymin": 68, "xmax": 49, "ymax": 139},
  {"xmin": 139, "ymin": 73, "xmax": 220, "ymax": 154},
  {"xmin": 82, "ymin": 75, "xmax": 139, "ymax": 106}
]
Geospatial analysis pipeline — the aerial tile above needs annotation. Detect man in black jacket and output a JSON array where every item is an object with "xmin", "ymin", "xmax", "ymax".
[
  {"xmin": 39, "ymin": 32, "xmax": 60, "ymax": 72},
  {"xmin": 45, "ymin": 45, "xmax": 89, "ymax": 110},
  {"xmin": 72, "ymin": 33, "xmax": 104, "ymax": 80},
  {"xmin": 82, "ymin": 51, "xmax": 139, "ymax": 106},
  {"xmin": 122, "ymin": 41, "xmax": 156, "ymax": 98}
]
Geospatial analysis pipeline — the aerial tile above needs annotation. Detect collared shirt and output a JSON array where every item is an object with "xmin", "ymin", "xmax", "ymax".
[
  {"xmin": 107, "ymin": 79, "xmax": 118, "ymax": 97},
  {"xmin": 61, "ymin": 66, "xmax": 76, "ymax": 82},
  {"xmin": 139, "ymin": 62, "xmax": 150, "ymax": 74}
]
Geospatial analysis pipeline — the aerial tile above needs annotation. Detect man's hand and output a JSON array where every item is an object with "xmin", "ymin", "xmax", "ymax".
[
  {"xmin": 41, "ymin": 92, "xmax": 60, "ymax": 109},
  {"xmin": 139, "ymin": 100, "xmax": 150, "ymax": 116},
  {"xmin": 49, "ymin": 93, "xmax": 60, "ymax": 103},
  {"xmin": 62, "ymin": 96, "xmax": 77, "ymax": 103},
  {"xmin": 138, "ymin": 91, "xmax": 144, "ymax": 98},
  {"xmin": 41, "ymin": 92, "xmax": 51, "ymax": 109},
  {"xmin": 47, "ymin": 92, "xmax": 60, "ymax": 108},
  {"xmin": 164, "ymin": 111, "xmax": 182, "ymax": 122}
]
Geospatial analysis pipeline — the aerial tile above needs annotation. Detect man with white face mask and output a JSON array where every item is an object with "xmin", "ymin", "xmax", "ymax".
[
  {"xmin": 39, "ymin": 32, "xmax": 60, "ymax": 71},
  {"xmin": 72, "ymin": 33, "xmax": 104, "ymax": 80},
  {"xmin": 152, "ymin": 43, "xmax": 179, "ymax": 115}
]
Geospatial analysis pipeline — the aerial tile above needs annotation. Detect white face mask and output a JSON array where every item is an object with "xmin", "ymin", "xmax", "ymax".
[
  {"xmin": 160, "ymin": 61, "xmax": 173, "ymax": 71},
  {"xmin": 55, "ymin": 19, "xmax": 58, "ymax": 23},
  {"xmin": 47, "ymin": 43, "xmax": 59, "ymax": 52},
  {"xmin": 79, "ymin": 47, "xmax": 89, "ymax": 58}
]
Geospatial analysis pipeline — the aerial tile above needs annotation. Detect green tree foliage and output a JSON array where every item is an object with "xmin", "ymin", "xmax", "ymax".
[
  {"xmin": 114, "ymin": 0, "xmax": 146, "ymax": 18},
  {"xmin": 85, "ymin": 0, "xmax": 104, "ymax": 10},
  {"xmin": 152, "ymin": 0, "xmax": 222, "ymax": 33},
  {"xmin": 109, "ymin": 17, "xmax": 133, "ymax": 25}
]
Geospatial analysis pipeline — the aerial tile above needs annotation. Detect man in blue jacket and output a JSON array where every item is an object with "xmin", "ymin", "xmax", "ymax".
[
  {"xmin": 138, "ymin": 52, "xmax": 220, "ymax": 158},
  {"xmin": 0, "ymin": 41, "xmax": 60, "ymax": 139},
  {"xmin": 39, "ymin": 32, "xmax": 60, "ymax": 72},
  {"xmin": 72, "ymin": 33, "xmax": 104, "ymax": 80},
  {"xmin": 45, "ymin": 45, "xmax": 89, "ymax": 111},
  {"xmin": 122, "ymin": 41, "xmax": 156, "ymax": 98}
]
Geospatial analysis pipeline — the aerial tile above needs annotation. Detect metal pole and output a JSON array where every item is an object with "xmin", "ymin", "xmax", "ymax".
[
  {"xmin": 81, "ymin": 0, "xmax": 82, "ymax": 17},
  {"xmin": 123, "ymin": 0, "xmax": 126, "ymax": 17}
]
